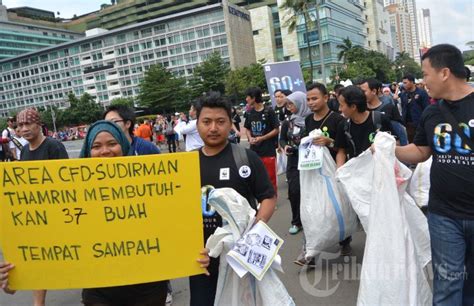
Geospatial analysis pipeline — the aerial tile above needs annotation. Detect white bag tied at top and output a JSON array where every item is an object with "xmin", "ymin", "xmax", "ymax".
[
  {"xmin": 336, "ymin": 132, "xmax": 432, "ymax": 306},
  {"xmin": 299, "ymin": 129, "xmax": 359, "ymax": 258},
  {"xmin": 205, "ymin": 187, "xmax": 295, "ymax": 306},
  {"xmin": 407, "ymin": 157, "xmax": 432, "ymax": 208}
]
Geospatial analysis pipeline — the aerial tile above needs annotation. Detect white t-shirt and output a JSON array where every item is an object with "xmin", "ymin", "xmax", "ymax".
[
  {"xmin": 14, "ymin": 136, "xmax": 29, "ymax": 160},
  {"xmin": 2, "ymin": 127, "xmax": 16, "ymax": 150}
]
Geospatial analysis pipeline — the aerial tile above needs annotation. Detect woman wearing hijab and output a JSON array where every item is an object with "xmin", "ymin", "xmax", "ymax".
[
  {"xmin": 279, "ymin": 92, "xmax": 312, "ymax": 235},
  {"xmin": 81, "ymin": 120, "xmax": 210, "ymax": 306}
]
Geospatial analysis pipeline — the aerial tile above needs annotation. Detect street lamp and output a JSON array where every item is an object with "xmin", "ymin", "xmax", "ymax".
[{"xmin": 397, "ymin": 65, "xmax": 405, "ymax": 81}]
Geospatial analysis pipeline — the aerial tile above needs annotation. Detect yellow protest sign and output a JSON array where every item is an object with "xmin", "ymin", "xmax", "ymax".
[{"xmin": 0, "ymin": 152, "xmax": 204, "ymax": 290}]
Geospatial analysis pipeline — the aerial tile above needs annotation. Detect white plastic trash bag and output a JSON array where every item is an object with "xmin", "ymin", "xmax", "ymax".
[
  {"xmin": 336, "ymin": 132, "xmax": 431, "ymax": 306},
  {"xmin": 205, "ymin": 187, "xmax": 295, "ymax": 306},
  {"xmin": 299, "ymin": 130, "xmax": 359, "ymax": 258},
  {"xmin": 276, "ymin": 151, "xmax": 287, "ymax": 175},
  {"xmin": 407, "ymin": 157, "xmax": 432, "ymax": 208}
]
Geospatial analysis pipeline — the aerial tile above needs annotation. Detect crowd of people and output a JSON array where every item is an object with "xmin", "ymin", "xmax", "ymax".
[{"xmin": 0, "ymin": 43, "xmax": 473, "ymax": 306}]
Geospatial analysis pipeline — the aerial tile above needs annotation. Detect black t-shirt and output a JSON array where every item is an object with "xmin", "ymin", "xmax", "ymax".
[
  {"xmin": 414, "ymin": 93, "xmax": 474, "ymax": 219},
  {"xmin": 199, "ymin": 143, "xmax": 275, "ymax": 241},
  {"xmin": 279, "ymin": 120, "xmax": 306, "ymax": 171},
  {"xmin": 335, "ymin": 111, "xmax": 393, "ymax": 159},
  {"xmin": 274, "ymin": 105, "xmax": 292, "ymax": 122},
  {"xmin": 304, "ymin": 111, "xmax": 344, "ymax": 160},
  {"xmin": 20, "ymin": 137, "xmax": 69, "ymax": 161},
  {"xmin": 244, "ymin": 107, "xmax": 279, "ymax": 157},
  {"xmin": 368, "ymin": 101, "xmax": 402, "ymax": 123}
]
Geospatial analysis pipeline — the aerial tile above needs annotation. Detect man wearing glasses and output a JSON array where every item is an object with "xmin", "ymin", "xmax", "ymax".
[{"xmin": 103, "ymin": 105, "xmax": 161, "ymax": 155}]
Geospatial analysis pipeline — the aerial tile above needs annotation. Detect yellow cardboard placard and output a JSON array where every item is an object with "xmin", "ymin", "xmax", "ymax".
[{"xmin": 0, "ymin": 152, "xmax": 203, "ymax": 290}]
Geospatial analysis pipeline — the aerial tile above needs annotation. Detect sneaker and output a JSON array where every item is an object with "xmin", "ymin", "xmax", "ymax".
[
  {"xmin": 293, "ymin": 257, "xmax": 316, "ymax": 268},
  {"xmin": 340, "ymin": 243, "xmax": 352, "ymax": 256},
  {"xmin": 165, "ymin": 292, "xmax": 173, "ymax": 305},
  {"xmin": 288, "ymin": 225, "xmax": 301, "ymax": 235}
]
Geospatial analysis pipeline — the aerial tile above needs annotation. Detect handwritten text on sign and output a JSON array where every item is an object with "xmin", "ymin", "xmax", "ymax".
[{"xmin": 0, "ymin": 152, "xmax": 203, "ymax": 290}]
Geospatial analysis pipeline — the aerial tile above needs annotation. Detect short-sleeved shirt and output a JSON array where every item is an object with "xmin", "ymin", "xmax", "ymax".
[
  {"xmin": 199, "ymin": 143, "xmax": 275, "ymax": 241},
  {"xmin": 335, "ymin": 111, "xmax": 393, "ymax": 159},
  {"xmin": 244, "ymin": 107, "xmax": 279, "ymax": 157},
  {"xmin": 368, "ymin": 101, "xmax": 402, "ymax": 123},
  {"xmin": 304, "ymin": 111, "xmax": 344, "ymax": 160},
  {"xmin": 414, "ymin": 93, "xmax": 474, "ymax": 219},
  {"xmin": 20, "ymin": 137, "xmax": 69, "ymax": 161}
]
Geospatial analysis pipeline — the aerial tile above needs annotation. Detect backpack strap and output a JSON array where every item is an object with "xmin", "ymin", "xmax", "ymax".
[
  {"xmin": 371, "ymin": 111, "xmax": 382, "ymax": 131},
  {"xmin": 343, "ymin": 119, "xmax": 357, "ymax": 158},
  {"xmin": 230, "ymin": 143, "xmax": 257, "ymax": 210}
]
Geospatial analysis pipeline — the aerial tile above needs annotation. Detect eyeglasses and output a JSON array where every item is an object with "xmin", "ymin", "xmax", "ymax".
[{"xmin": 112, "ymin": 119, "xmax": 124, "ymax": 124}]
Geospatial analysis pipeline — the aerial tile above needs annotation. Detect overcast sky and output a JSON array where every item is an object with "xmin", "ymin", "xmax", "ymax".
[{"xmin": 3, "ymin": 0, "xmax": 473, "ymax": 51}]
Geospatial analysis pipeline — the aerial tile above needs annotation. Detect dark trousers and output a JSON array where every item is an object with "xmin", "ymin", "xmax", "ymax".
[
  {"xmin": 428, "ymin": 212, "xmax": 474, "ymax": 306},
  {"xmin": 166, "ymin": 134, "xmax": 176, "ymax": 152},
  {"xmin": 286, "ymin": 166, "xmax": 301, "ymax": 227},
  {"xmin": 189, "ymin": 257, "xmax": 219, "ymax": 306}
]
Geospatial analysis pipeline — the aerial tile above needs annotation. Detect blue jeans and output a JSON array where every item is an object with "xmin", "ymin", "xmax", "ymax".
[{"xmin": 428, "ymin": 212, "xmax": 474, "ymax": 306}]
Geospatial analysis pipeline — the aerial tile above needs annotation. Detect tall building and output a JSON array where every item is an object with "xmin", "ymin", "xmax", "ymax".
[
  {"xmin": 383, "ymin": 0, "xmax": 419, "ymax": 60},
  {"xmin": 0, "ymin": 3, "xmax": 84, "ymax": 60},
  {"xmin": 0, "ymin": 2, "xmax": 256, "ymax": 117},
  {"xmin": 386, "ymin": 3, "xmax": 413, "ymax": 58},
  {"xmin": 81, "ymin": 0, "xmax": 275, "ymax": 31},
  {"xmin": 250, "ymin": 0, "xmax": 366, "ymax": 82},
  {"xmin": 364, "ymin": 0, "xmax": 394, "ymax": 59},
  {"xmin": 417, "ymin": 8, "xmax": 432, "ymax": 48}
]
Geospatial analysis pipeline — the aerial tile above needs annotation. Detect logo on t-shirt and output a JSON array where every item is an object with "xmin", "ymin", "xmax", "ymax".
[
  {"xmin": 219, "ymin": 168, "xmax": 230, "ymax": 180},
  {"xmin": 469, "ymin": 119, "xmax": 474, "ymax": 128},
  {"xmin": 238, "ymin": 165, "xmax": 251, "ymax": 178}
]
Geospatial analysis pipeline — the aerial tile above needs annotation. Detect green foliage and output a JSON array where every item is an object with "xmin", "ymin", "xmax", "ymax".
[
  {"xmin": 62, "ymin": 92, "xmax": 103, "ymax": 126},
  {"xmin": 137, "ymin": 64, "xmax": 189, "ymax": 112},
  {"xmin": 189, "ymin": 52, "xmax": 229, "ymax": 97},
  {"xmin": 334, "ymin": 40, "xmax": 407, "ymax": 83},
  {"xmin": 110, "ymin": 97, "xmax": 135, "ymax": 108},
  {"xmin": 225, "ymin": 62, "xmax": 267, "ymax": 103},
  {"xmin": 393, "ymin": 51, "xmax": 422, "ymax": 80},
  {"xmin": 280, "ymin": 0, "xmax": 317, "ymax": 82}
]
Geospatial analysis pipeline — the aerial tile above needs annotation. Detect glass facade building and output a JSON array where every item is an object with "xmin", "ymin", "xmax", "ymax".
[
  {"xmin": 0, "ymin": 3, "xmax": 256, "ymax": 117},
  {"xmin": 295, "ymin": 1, "xmax": 367, "ymax": 81},
  {"xmin": 0, "ymin": 21, "xmax": 84, "ymax": 60}
]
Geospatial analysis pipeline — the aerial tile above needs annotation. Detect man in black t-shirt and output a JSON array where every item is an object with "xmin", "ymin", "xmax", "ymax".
[
  {"xmin": 274, "ymin": 89, "xmax": 293, "ymax": 122},
  {"xmin": 335, "ymin": 86, "xmax": 394, "ymax": 166},
  {"xmin": 395, "ymin": 44, "xmax": 474, "ymax": 306},
  {"xmin": 16, "ymin": 108, "xmax": 68, "ymax": 306},
  {"xmin": 305, "ymin": 83, "xmax": 344, "ymax": 160},
  {"xmin": 300, "ymin": 83, "xmax": 352, "ymax": 259},
  {"xmin": 190, "ymin": 93, "xmax": 277, "ymax": 306},
  {"xmin": 360, "ymin": 78, "xmax": 408, "ymax": 145},
  {"xmin": 244, "ymin": 87, "xmax": 280, "ymax": 194}
]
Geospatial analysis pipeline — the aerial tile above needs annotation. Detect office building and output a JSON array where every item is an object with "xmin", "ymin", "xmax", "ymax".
[{"xmin": 0, "ymin": 1, "xmax": 256, "ymax": 117}]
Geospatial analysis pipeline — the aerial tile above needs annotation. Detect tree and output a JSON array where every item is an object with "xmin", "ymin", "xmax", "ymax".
[
  {"xmin": 394, "ymin": 51, "xmax": 422, "ymax": 80},
  {"xmin": 336, "ymin": 48, "xmax": 395, "ymax": 83},
  {"xmin": 189, "ymin": 52, "xmax": 229, "ymax": 97},
  {"xmin": 138, "ymin": 64, "xmax": 188, "ymax": 112},
  {"xmin": 110, "ymin": 97, "xmax": 135, "ymax": 108},
  {"xmin": 337, "ymin": 37, "xmax": 353, "ymax": 62},
  {"xmin": 280, "ymin": 0, "xmax": 325, "ymax": 83},
  {"xmin": 225, "ymin": 62, "xmax": 267, "ymax": 103},
  {"xmin": 62, "ymin": 92, "xmax": 103, "ymax": 126}
]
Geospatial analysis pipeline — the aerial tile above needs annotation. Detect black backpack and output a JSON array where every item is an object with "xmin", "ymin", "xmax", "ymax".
[
  {"xmin": 343, "ymin": 111, "xmax": 382, "ymax": 157},
  {"xmin": 230, "ymin": 143, "xmax": 258, "ymax": 210}
]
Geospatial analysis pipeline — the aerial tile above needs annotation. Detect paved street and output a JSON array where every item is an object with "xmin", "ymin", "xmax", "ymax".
[{"xmin": 1, "ymin": 139, "xmax": 366, "ymax": 306}]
